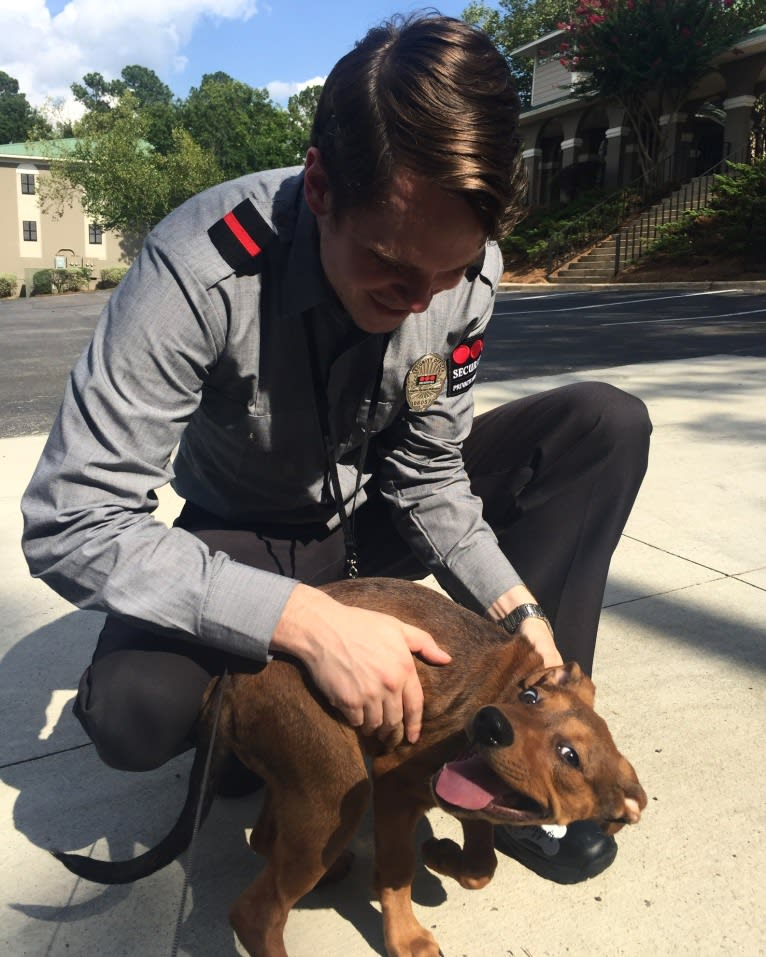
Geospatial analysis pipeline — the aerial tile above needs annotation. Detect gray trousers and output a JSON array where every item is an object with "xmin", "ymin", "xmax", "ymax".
[{"xmin": 75, "ymin": 382, "xmax": 651, "ymax": 771}]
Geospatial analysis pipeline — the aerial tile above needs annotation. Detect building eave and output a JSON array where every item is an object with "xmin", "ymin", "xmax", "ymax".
[{"xmin": 511, "ymin": 29, "xmax": 566, "ymax": 58}]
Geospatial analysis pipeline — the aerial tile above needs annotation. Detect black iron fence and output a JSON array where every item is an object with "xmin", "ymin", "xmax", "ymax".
[
  {"xmin": 545, "ymin": 150, "xmax": 749, "ymax": 278},
  {"xmin": 613, "ymin": 152, "xmax": 748, "ymax": 274},
  {"xmin": 546, "ymin": 154, "xmax": 680, "ymax": 276}
]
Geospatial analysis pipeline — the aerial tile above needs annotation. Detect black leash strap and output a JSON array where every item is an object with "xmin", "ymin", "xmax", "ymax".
[
  {"xmin": 302, "ymin": 311, "xmax": 388, "ymax": 579},
  {"xmin": 170, "ymin": 668, "xmax": 228, "ymax": 957}
]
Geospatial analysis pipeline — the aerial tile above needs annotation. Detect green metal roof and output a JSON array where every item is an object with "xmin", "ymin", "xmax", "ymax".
[{"xmin": 0, "ymin": 138, "xmax": 79, "ymax": 159}]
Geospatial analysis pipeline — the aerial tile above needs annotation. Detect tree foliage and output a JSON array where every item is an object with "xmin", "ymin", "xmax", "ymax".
[
  {"xmin": 559, "ymin": 0, "xmax": 764, "ymax": 174},
  {"xmin": 180, "ymin": 72, "xmax": 295, "ymax": 179},
  {"xmin": 286, "ymin": 84, "xmax": 323, "ymax": 159},
  {"xmin": 19, "ymin": 61, "xmax": 325, "ymax": 234},
  {"xmin": 37, "ymin": 94, "xmax": 222, "ymax": 234},
  {"xmin": 72, "ymin": 66, "xmax": 178, "ymax": 152},
  {"xmin": 462, "ymin": 0, "xmax": 571, "ymax": 106},
  {"xmin": 0, "ymin": 71, "xmax": 49, "ymax": 143}
]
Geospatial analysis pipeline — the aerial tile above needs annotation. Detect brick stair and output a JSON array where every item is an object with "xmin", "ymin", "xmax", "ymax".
[{"xmin": 548, "ymin": 175, "xmax": 714, "ymax": 284}]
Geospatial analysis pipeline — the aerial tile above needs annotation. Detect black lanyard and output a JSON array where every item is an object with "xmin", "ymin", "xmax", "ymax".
[{"xmin": 302, "ymin": 310, "xmax": 389, "ymax": 578}]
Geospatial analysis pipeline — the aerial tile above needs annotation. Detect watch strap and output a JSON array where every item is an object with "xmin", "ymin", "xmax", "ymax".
[{"xmin": 499, "ymin": 602, "xmax": 552, "ymax": 636}]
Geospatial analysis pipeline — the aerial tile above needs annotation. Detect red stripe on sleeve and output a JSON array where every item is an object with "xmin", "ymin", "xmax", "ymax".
[{"xmin": 223, "ymin": 211, "xmax": 262, "ymax": 257}]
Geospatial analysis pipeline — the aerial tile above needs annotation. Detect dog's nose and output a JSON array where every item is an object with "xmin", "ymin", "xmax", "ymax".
[{"xmin": 472, "ymin": 707, "xmax": 515, "ymax": 747}]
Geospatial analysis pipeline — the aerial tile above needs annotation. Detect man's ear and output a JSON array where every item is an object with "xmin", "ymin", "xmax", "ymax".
[{"xmin": 304, "ymin": 146, "xmax": 332, "ymax": 218}]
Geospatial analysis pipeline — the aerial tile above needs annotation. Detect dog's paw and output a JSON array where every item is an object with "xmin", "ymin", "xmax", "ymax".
[
  {"xmin": 421, "ymin": 837, "xmax": 495, "ymax": 889},
  {"xmin": 385, "ymin": 928, "xmax": 443, "ymax": 957},
  {"xmin": 422, "ymin": 836, "xmax": 461, "ymax": 874}
]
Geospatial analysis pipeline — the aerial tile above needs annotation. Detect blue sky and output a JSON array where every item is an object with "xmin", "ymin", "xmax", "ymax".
[
  {"xmin": 0, "ymin": 0, "xmax": 490, "ymax": 116},
  {"xmin": 173, "ymin": 1, "xmax": 477, "ymax": 101}
]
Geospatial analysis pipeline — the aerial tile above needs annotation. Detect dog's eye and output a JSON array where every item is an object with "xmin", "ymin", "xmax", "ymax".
[
  {"xmin": 558, "ymin": 744, "xmax": 580, "ymax": 768},
  {"xmin": 519, "ymin": 688, "xmax": 539, "ymax": 705}
]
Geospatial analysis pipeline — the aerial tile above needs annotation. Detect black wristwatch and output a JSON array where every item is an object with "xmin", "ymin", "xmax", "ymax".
[{"xmin": 499, "ymin": 602, "xmax": 553, "ymax": 636}]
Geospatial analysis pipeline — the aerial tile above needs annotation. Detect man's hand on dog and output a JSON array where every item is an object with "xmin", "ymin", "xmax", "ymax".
[{"xmin": 270, "ymin": 583, "xmax": 452, "ymax": 744}]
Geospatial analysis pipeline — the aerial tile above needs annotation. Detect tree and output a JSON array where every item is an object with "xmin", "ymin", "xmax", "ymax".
[
  {"xmin": 559, "ymin": 0, "xmax": 764, "ymax": 177},
  {"xmin": 462, "ymin": 0, "xmax": 571, "ymax": 106},
  {"xmin": 162, "ymin": 127, "xmax": 225, "ymax": 213},
  {"xmin": 72, "ymin": 67, "xmax": 178, "ymax": 152},
  {"xmin": 26, "ymin": 98, "xmax": 70, "ymax": 140},
  {"xmin": 120, "ymin": 66, "xmax": 178, "ymax": 154},
  {"xmin": 71, "ymin": 71, "xmax": 122, "ymax": 113},
  {"xmin": 285, "ymin": 84, "xmax": 323, "ymax": 160},
  {"xmin": 0, "ymin": 71, "xmax": 46, "ymax": 143},
  {"xmin": 180, "ymin": 72, "xmax": 297, "ymax": 179},
  {"xmin": 37, "ymin": 93, "xmax": 222, "ymax": 235}
]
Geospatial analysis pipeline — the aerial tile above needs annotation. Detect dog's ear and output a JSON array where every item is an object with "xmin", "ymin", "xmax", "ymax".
[{"xmin": 524, "ymin": 662, "xmax": 596, "ymax": 707}]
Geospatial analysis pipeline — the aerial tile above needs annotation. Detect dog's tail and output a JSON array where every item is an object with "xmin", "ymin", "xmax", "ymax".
[{"xmin": 51, "ymin": 731, "xmax": 222, "ymax": 885}]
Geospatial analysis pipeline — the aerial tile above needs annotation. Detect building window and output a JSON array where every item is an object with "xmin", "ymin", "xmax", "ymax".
[
  {"xmin": 23, "ymin": 220, "xmax": 38, "ymax": 242},
  {"xmin": 88, "ymin": 223, "xmax": 103, "ymax": 245},
  {"xmin": 20, "ymin": 172, "xmax": 36, "ymax": 195}
]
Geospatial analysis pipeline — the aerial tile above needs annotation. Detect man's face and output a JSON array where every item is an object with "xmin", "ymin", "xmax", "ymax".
[{"xmin": 304, "ymin": 148, "xmax": 487, "ymax": 334}]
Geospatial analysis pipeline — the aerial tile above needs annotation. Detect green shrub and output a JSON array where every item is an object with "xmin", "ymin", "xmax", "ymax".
[
  {"xmin": 647, "ymin": 209, "xmax": 715, "ymax": 257},
  {"xmin": 32, "ymin": 269, "xmax": 53, "ymax": 295},
  {"xmin": 99, "ymin": 266, "xmax": 129, "ymax": 288},
  {"xmin": 644, "ymin": 160, "xmax": 766, "ymax": 265},
  {"xmin": 50, "ymin": 267, "xmax": 91, "ymax": 293},
  {"xmin": 500, "ymin": 188, "xmax": 626, "ymax": 268},
  {"xmin": 0, "ymin": 273, "xmax": 18, "ymax": 298}
]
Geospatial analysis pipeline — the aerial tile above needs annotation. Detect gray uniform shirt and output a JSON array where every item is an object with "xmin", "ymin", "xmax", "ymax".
[{"xmin": 21, "ymin": 167, "xmax": 522, "ymax": 660}]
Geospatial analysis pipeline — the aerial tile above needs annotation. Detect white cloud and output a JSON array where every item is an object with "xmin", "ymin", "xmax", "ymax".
[
  {"xmin": 267, "ymin": 75, "xmax": 325, "ymax": 106},
  {"xmin": 0, "ymin": 0, "xmax": 257, "ymax": 111}
]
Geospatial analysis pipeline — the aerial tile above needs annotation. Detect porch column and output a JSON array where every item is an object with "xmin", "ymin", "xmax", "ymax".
[
  {"xmin": 604, "ymin": 126, "xmax": 629, "ymax": 191},
  {"xmin": 723, "ymin": 95, "xmax": 757, "ymax": 165},
  {"xmin": 659, "ymin": 112, "xmax": 689, "ymax": 181},
  {"xmin": 521, "ymin": 148, "xmax": 542, "ymax": 206},
  {"xmin": 559, "ymin": 137, "xmax": 583, "ymax": 201}
]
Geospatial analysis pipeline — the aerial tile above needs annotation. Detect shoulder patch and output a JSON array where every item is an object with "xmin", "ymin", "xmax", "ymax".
[
  {"xmin": 447, "ymin": 332, "xmax": 485, "ymax": 397},
  {"xmin": 208, "ymin": 199, "xmax": 277, "ymax": 271}
]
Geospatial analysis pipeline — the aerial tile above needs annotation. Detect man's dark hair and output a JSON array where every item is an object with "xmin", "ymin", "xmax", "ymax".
[{"xmin": 311, "ymin": 12, "xmax": 525, "ymax": 239}]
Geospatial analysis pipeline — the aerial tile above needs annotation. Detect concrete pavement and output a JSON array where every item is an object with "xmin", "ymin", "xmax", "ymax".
[{"xmin": 1, "ymin": 353, "xmax": 764, "ymax": 956}]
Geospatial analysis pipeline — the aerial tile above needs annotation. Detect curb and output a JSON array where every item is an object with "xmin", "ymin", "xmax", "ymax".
[{"xmin": 499, "ymin": 280, "xmax": 766, "ymax": 292}]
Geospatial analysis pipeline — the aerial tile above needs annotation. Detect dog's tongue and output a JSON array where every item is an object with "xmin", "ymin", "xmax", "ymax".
[{"xmin": 434, "ymin": 755, "xmax": 501, "ymax": 811}]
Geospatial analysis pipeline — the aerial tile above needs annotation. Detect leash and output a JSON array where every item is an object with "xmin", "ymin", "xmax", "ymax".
[
  {"xmin": 302, "ymin": 310, "xmax": 389, "ymax": 579},
  {"xmin": 169, "ymin": 667, "xmax": 228, "ymax": 957}
]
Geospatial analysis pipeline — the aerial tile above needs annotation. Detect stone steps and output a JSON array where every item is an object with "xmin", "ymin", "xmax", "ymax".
[{"xmin": 550, "ymin": 175, "xmax": 714, "ymax": 282}]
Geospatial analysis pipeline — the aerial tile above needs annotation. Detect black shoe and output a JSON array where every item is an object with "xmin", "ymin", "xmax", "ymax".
[
  {"xmin": 216, "ymin": 754, "xmax": 265, "ymax": 799},
  {"xmin": 494, "ymin": 821, "xmax": 617, "ymax": 884}
]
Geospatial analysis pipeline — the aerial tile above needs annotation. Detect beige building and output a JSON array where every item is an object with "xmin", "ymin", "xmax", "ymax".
[
  {"xmin": 515, "ymin": 23, "xmax": 766, "ymax": 206},
  {"xmin": 0, "ymin": 139, "xmax": 130, "ymax": 296}
]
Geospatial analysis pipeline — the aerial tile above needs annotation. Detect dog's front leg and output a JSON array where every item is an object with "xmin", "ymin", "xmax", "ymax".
[
  {"xmin": 421, "ymin": 819, "xmax": 497, "ymax": 889},
  {"xmin": 373, "ymin": 779, "xmax": 441, "ymax": 957}
]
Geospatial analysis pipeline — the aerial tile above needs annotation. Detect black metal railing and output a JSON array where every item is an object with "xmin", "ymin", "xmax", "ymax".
[
  {"xmin": 612, "ymin": 151, "xmax": 747, "ymax": 274},
  {"xmin": 544, "ymin": 147, "xmax": 757, "ymax": 277},
  {"xmin": 546, "ymin": 154, "xmax": 681, "ymax": 277}
]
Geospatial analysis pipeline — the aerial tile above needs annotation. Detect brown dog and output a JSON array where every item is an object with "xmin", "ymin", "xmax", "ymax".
[{"xmin": 54, "ymin": 578, "xmax": 646, "ymax": 957}]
